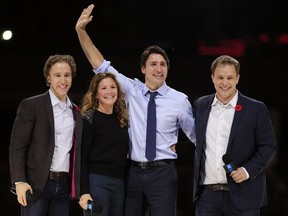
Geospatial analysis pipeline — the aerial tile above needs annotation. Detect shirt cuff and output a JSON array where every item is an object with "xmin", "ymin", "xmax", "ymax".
[{"xmin": 241, "ymin": 167, "xmax": 250, "ymax": 179}]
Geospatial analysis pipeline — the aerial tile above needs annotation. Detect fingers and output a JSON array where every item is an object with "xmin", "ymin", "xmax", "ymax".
[
  {"xmin": 234, "ymin": 177, "xmax": 243, "ymax": 183},
  {"xmin": 79, "ymin": 200, "xmax": 87, "ymax": 210},
  {"xmin": 170, "ymin": 144, "xmax": 176, "ymax": 152},
  {"xmin": 82, "ymin": 4, "xmax": 94, "ymax": 16},
  {"xmin": 77, "ymin": 5, "xmax": 94, "ymax": 30},
  {"xmin": 79, "ymin": 194, "xmax": 93, "ymax": 210},
  {"xmin": 231, "ymin": 169, "xmax": 246, "ymax": 183},
  {"xmin": 15, "ymin": 182, "xmax": 32, "ymax": 206},
  {"xmin": 87, "ymin": 4, "xmax": 95, "ymax": 12},
  {"xmin": 17, "ymin": 193, "xmax": 27, "ymax": 206}
]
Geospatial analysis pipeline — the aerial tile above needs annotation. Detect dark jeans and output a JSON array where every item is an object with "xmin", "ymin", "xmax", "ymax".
[
  {"xmin": 83, "ymin": 174, "xmax": 125, "ymax": 216},
  {"xmin": 195, "ymin": 187, "xmax": 260, "ymax": 216},
  {"xmin": 124, "ymin": 163, "xmax": 178, "ymax": 216},
  {"xmin": 21, "ymin": 178, "xmax": 70, "ymax": 216}
]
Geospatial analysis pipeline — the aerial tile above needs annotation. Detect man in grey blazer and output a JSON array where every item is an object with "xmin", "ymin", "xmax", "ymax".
[
  {"xmin": 193, "ymin": 55, "xmax": 276, "ymax": 216},
  {"xmin": 9, "ymin": 54, "xmax": 83, "ymax": 216}
]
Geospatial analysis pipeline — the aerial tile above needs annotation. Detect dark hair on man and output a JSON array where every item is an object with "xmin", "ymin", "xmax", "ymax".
[{"xmin": 140, "ymin": 45, "xmax": 170, "ymax": 69}]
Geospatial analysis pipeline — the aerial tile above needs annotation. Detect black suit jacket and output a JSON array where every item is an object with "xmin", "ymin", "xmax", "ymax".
[
  {"xmin": 193, "ymin": 92, "xmax": 276, "ymax": 210},
  {"xmin": 9, "ymin": 91, "xmax": 83, "ymax": 199}
]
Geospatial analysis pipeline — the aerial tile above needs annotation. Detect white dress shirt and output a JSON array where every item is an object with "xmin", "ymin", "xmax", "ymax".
[
  {"xmin": 49, "ymin": 89, "xmax": 74, "ymax": 172},
  {"xmin": 201, "ymin": 92, "xmax": 238, "ymax": 185}
]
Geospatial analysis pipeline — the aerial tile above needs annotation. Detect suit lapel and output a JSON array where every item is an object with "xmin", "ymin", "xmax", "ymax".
[
  {"xmin": 202, "ymin": 96, "xmax": 213, "ymax": 127},
  {"xmin": 226, "ymin": 93, "xmax": 246, "ymax": 153},
  {"xmin": 198, "ymin": 95, "xmax": 214, "ymax": 148},
  {"xmin": 44, "ymin": 91, "xmax": 54, "ymax": 132}
]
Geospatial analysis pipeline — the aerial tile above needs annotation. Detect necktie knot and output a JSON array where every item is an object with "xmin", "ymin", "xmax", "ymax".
[{"xmin": 149, "ymin": 91, "xmax": 157, "ymax": 100}]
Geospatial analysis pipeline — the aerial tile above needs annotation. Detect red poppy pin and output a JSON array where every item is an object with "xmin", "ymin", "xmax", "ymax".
[
  {"xmin": 235, "ymin": 104, "xmax": 242, "ymax": 112},
  {"xmin": 74, "ymin": 105, "xmax": 81, "ymax": 112}
]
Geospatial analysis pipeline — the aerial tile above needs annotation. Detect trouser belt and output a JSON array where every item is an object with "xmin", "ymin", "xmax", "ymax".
[
  {"xmin": 203, "ymin": 184, "xmax": 229, "ymax": 191},
  {"xmin": 128, "ymin": 159, "xmax": 175, "ymax": 169},
  {"xmin": 49, "ymin": 171, "xmax": 69, "ymax": 181}
]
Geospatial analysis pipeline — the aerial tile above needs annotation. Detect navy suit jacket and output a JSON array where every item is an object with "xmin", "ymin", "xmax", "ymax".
[
  {"xmin": 9, "ymin": 91, "xmax": 83, "ymax": 199},
  {"xmin": 193, "ymin": 92, "xmax": 276, "ymax": 210}
]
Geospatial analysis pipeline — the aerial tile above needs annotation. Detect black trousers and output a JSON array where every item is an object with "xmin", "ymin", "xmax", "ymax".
[{"xmin": 124, "ymin": 163, "xmax": 178, "ymax": 216}]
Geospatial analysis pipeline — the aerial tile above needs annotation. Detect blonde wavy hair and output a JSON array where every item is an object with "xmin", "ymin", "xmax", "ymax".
[{"xmin": 81, "ymin": 72, "xmax": 129, "ymax": 128}]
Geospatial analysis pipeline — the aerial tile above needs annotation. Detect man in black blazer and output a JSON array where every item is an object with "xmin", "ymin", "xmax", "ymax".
[
  {"xmin": 9, "ymin": 54, "xmax": 83, "ymax": 216},
  {"xmin": 193, "ymin": 55, "xmax": 276, "ymax": 216}
]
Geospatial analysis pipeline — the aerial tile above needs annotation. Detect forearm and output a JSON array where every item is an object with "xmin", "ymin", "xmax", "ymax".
[
  {"xmin": 76, "ymin": 28, "xmax": 104, "ymax": 69},
  {"xmin": 75, "ymin": 4, "xmax": 104, "ymax": 70}
]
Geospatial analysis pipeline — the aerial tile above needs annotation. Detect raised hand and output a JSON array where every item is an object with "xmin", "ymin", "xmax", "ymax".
[{"xmin": 75, "ymin": 4, "xmax": 95, "ymax": 31}]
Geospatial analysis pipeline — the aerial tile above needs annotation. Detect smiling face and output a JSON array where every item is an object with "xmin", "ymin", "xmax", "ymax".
[
  {"xmin": 96, "ymin": 77, "xmax": 118, "ymax": 111},
  {"xmin": 141, "ymin": 53, "xmax": 168, "ymax": 90},
  {"xmin": 211, "ymin": 64, "xmax": 240, "ymax": 104},
  {"xmin": 47, "ymin": 62, "xmax": 72, "ymax": 102}
]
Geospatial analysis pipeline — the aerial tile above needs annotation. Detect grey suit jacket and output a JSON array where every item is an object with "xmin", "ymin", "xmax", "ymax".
[
  {"xmin": 193, "ymin": 92, "xmax": 276, "ymax": 209},
  {"xmin": 9, "ymin": 91, "xmax": 83, "ymax": 199}
]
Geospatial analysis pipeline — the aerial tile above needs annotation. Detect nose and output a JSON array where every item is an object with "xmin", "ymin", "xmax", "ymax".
[
  {"xmin": 60, "ymin": 76, "xmax": 66, "ymax": 83},
  {"xmin": 155, "ymin": 64, "xmax": 162, "ymax": 72},
  {"xmin": 105, "ymin": 88, "xmax": 115, "ymax": 95},
  {"xmin": 222, "ymin": 79, "xmax": 229, "ymax": 85}
]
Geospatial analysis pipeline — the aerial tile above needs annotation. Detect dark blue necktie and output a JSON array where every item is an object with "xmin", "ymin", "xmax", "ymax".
[{"xmin": 146, "ymin": 91, "xmax": 157, "ymax": 161}]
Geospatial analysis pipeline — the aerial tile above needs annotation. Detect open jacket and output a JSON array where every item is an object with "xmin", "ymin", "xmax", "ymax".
[
  {"xmin": 193, "ymin": 92, "xmax": 277, "ymax": 210},
  {"xmin": 9, "ymin": 91, "xmax": 83, "ymax": 199}
]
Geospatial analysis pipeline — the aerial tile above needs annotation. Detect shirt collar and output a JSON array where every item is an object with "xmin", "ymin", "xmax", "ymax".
[
  {"xmin": 143, "ymin": 82, "xmax": 167, "ymax": 96},
  {"xmin": 49, "ymin": 89, "xmax": 72, "ymax": 108},
  {"xmin": 212, "ymin": 91, "xmax": 239, "ymax": 109}
]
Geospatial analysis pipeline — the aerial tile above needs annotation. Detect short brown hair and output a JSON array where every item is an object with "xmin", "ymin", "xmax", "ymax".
[
  {"xmin": 211, "ymin": 55, "xmax": 240, "ymax": 75},
  {"xmin": 43, "ymin": 54, "xmax": 77, "ymax": 86}
]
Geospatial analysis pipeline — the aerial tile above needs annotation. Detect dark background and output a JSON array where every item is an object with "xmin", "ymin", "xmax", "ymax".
[{"xmin": 1, "ymin": 0, "xmax": 288, "ymax": 215}]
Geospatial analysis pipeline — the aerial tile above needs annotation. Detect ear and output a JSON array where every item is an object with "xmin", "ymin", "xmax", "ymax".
[
  {"xmin": 211, "ymin": 73, "xmax": 214, "ymax": 82},
  {"xmin": 141, "ymin": 66, "xmax": 145, "ymax": 74},
  {"xmin": 47, "ymin": 76, "xmax": 51, "ymax": 84},
  {"xmin": 236, "ymin": 74, "xmax": 240, "ymax": 84}
]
